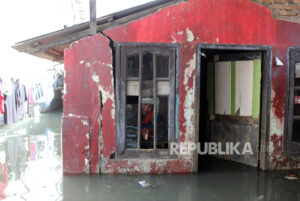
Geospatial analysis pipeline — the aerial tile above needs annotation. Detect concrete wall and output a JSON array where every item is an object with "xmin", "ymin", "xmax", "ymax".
[{"xmin": 63, "ymin": 0, "xmax": 300, "ymax": 174}]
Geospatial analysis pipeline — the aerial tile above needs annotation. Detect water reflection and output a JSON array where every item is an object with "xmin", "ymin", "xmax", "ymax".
[
  {"xmin": 0, "ymin": 110, "xmax": 62, "ymax": 200},
  {"xmin": 0, "ymin": 110, "xmax": 299, "ymax": 201},
  {"xmin": 61, "ymin": 165, "xmax": 300, "ymax": 201}
]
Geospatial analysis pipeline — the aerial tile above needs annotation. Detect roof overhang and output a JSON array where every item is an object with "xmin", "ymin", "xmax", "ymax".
[{"xmin": 12, "ymin": 0, "xmax": 182, "ymax": 63}]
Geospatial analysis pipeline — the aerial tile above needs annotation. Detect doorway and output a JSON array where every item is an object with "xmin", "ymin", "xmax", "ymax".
[{"xmin": 196, "ymin": 44, "xmax": 272, "ymax": 169}]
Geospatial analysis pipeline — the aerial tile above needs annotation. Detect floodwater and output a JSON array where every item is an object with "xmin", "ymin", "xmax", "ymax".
[{"xmin": 0, "ymin": 110, "xmax": 299, "ymax": 201}]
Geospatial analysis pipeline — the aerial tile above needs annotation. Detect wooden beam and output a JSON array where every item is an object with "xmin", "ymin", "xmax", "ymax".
[
  {"xmin": 48, "ymin": 49, "xmax": 63, "ymax": 57},
  {"xmin": 90, "ymin": 0, "xmax": 97, "ymax": 35},
  {"xmin": 42, "ymin": 51, "xmax": 64, "ymax": 62},
  {"xmin": 29, "ymin": 30, "xmax": 90, "ymax": 54}
]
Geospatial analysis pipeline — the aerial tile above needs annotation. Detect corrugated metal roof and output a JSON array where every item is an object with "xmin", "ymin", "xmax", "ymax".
[{"xmin": 12, "ymin": 0, "xmax": 182, "ymax": 63}]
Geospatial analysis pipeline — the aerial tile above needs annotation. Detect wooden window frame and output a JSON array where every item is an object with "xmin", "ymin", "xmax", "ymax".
[
  {"xmin": 115, "ymin": 43, "xmax": 179, "ymax": 159},
  {"xmin": 285, "ymin": 47, "xmax": 300, "ymax": 155}
]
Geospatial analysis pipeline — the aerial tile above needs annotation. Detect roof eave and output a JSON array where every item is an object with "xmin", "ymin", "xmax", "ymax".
[{"xmin": 12, "ymin": 0, "xmax": 182, "ymax": 63}]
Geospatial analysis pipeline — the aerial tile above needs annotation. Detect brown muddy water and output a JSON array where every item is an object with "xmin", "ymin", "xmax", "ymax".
[{"xmin": 0, "ymin": 110, "xmax": 299, "ymax": 201}]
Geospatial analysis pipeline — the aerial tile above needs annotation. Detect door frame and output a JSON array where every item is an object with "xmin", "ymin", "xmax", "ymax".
[{"xmin": 195, "ymin": 44, "xmax": 272, "ymax": 170}]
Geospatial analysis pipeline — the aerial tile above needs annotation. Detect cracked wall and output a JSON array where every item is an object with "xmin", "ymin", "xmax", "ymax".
[
  {"xmin": 63, "ymin": 34, "xmax": 114, "ymax": 174},
  {"xmin": 62, "ymin": 0, "xmax": 300, "ymax": 174}
]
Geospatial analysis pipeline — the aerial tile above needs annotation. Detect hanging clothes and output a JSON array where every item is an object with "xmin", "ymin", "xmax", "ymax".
[
  {"xmin": 15, "ymin": 84, "xmax": 27, "ymax": 121},
  {"xmin": 0, "ymin": 78, "xmax": 3, "ymax": 114},
  {"xmin": 29, "ymin": 87, "xmax": 34, "ymax": 105},
  {"xmin": 0, "ymin": 90, "xmax": 3, "ymax": 115},
  {"xmin": 4, "ymin": 79, "xmax": 17, "ymax": 125}
]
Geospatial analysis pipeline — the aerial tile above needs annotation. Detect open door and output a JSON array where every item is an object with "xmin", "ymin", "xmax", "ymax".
[{"xmin": 204, "ymin": 51, "xmax": 262, "ymax": 167}]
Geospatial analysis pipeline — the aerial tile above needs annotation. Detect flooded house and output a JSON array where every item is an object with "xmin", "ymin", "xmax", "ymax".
[{"xmin": 13, "ymin": 0, "xmax": 300, "ymax": 174}]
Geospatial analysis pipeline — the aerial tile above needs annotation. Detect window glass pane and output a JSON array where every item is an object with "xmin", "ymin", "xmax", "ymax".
[
  {"xmin": 127, "ymin": 54, "xmax": 139, "ymax": 78},
  {"xmin": 141, "ymin": 53, "xmax": 153, "ymax": 99},
  {"xmin": 295, "ymin": 63, "xmax": 300, "ymax": 86},
  {"xmin": 142, "ymin": 53, "xmax": 153, "ymax": 81},
  {"xmin": 294, "ymin": 89, "xmax": 300, "ymax": 116},
  {"xmin": 156, "ymin": 55, "xmax": 169, "ymax": 78},
  {"xmin": 157, "ymin": 81, "xmax": 169, "ymax": 96},
  {"xmin": 141, "ymin": 103, "xmax": 154, "ymax": 149},
  {"xmin": 295, "ymin": 63, "xmax": 300, "ymax": 78},
  {"xmin": 157, "ymin": 96, "xmax": 168, "ymax": 149},
  {"xmin": 125, "ymin": 96, "xmax": 138, "ymax": 148},
  {"xmin": 292, "ymin": 120, "xmax": 300, "ymax": 143},
  {"xmin": 127, "ymin": 81, "xmax": 139, "ymax": 96}
]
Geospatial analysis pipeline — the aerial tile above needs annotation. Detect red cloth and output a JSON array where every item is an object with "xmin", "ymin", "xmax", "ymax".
[
  {"xmin": 0, "ymin": 163, "xmax": 8, "ymax": 200},
  {"xmin": 0, "ymin": 90, "xmax": 3, "ymax": 114},
  {"xmin": 141, "ymin": 109, "xmax": 154, "ymax": 125}
]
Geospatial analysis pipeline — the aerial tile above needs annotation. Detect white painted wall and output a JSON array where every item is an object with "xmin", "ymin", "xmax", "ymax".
[
  {"xmin": 235, "ymin": 60, "xmax": 254, "ymax": 116},
  {"xmin": 215, "ymin": 61, "xmax": 231, "ymax": 115}
]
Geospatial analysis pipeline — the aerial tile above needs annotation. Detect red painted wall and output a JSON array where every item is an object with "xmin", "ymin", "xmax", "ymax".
[
  {"xmin": 63, "ymin": 115, "xmax": 90, "ymax": 174},
  {"xmin": 63, "ymin": 0, "xmax": 300, "ymax": 174},
  {"xmin": 64, "ymin": 35, "xmax": 114, "ymax": 174}
]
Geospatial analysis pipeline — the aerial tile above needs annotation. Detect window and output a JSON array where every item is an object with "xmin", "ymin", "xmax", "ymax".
[
  {"xmin": 286, "ymin": 48, "xmax": 300, "ymax": 154},
  {"xmin": 293, "ymin": 62, "xmax": 300, "ymax": 141},
  {"xmin": 116, "ymin": 44, "xmax": 178, "ymax": 156}
]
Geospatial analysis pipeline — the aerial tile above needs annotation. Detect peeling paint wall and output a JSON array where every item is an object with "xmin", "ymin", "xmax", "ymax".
[
  {"xmin": 268, "ymin": 46, "xmax": 300, "ymax": 169},
  {"xmin": 63, "ymin": 0, "xmax": 300, "ymax": 174},
  {"xmin": 62, "ymin": 116, "xmax": 90, "ymax": 174},
  {"xmin": 63, "ymin": 34, "xmax": 114, "ymax": 174}
]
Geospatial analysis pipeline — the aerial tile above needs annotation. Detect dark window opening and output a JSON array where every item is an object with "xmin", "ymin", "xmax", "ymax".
[
  {"xmin": 125, "ymin": 96, "xmax": 138, "ymax": 148},
  {"xmin": 141, "ymin": 103, "xmax": 154, "ymax": 149},
  {"xmin": 157, "ymin": 96, "xmax": 169, "ymax": 149},
  {"xmin": 292, "ymin": 63, "xmax": 300, "ymax": 143},
  {"xmin": 157, "ymin": 55, "xmax": 169, "ymax": 78},
  {"xmin": 126, "ymin": 54, "xmax": 139, "ymax": 78},
  {"xmin": 286, "ymin": 48, "xmax": 300, "ymax": 154}
]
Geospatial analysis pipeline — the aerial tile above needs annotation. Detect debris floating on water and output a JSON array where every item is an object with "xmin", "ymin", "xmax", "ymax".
[
  {"xmin": 284, "ymin": 174, "xmax": 298, "ymax": 180},
  {"xmin": 138, "ymin": 180, "xmax": 151, "ymax": 188}
]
